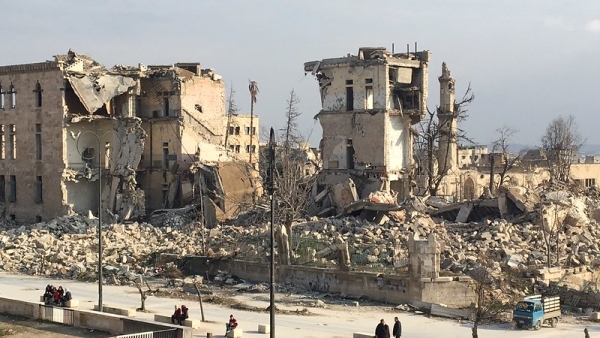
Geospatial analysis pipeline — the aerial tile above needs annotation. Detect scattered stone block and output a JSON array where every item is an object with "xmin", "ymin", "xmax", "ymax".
[{"xmin": 258, "ymin": 324, "xmax": 270, "ymax": 334}]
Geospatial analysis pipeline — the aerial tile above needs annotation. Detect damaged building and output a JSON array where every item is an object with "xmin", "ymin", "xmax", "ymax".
[
  {"xmin": 304, "ymin": 47, "xmax": 430, "ymax": 207},
  {"xmin": 0, "ymin": 51, "xmax": 256, "ymax": 223}
]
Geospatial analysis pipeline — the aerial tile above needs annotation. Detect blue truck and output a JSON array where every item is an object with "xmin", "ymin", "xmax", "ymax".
[{"xmin": 512, "ymin": 295, "xmax": 561, "ymax": 330}]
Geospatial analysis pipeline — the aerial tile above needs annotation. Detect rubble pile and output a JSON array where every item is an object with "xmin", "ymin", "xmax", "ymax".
[
  {"xmin": 0, "ymin": 218, "xmax": 205, "ymax": 283},
  {"xmin": 2, "ymin": 183, "xmax": 600, "ymax": 284}
]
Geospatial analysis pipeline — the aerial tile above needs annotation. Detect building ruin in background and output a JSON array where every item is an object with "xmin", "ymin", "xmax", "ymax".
[
  {"xmin": 304, "ymin": 47, "xmax": 430, "ymax": 207},
  {"xmin": 0, "ymin": 50, "xmax": 258, "ymax": 223}
]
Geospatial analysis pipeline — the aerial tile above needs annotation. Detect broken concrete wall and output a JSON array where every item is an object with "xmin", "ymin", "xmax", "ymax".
[
  {"xmin": 332, "ymin": 178, "xmax": 359, "ymax": 214},
  {"xmin": 386, "ymin": 114, "xmax": 412, "ymax": 175},
  {"xmin": 65, "ymin": 119, "xmax": 114, "ymax": 171},
  {"xmin": 104, "ymin": 117, "xmax": 147, "ymax": 221},
  {"xmin": 180, "ymin": 129, "xmax": 230, "ymax": 169},
  {"xmin": 179, "ymin": 75, "xmax": 226, "ymax": 145},
  {"xmin": 215, "ymin": 161, "xmax": 254, "ymax": 220},
  {"xmin": 428, "ymin": 167, "xmax": 551, "ymax": 201},
  {"xmin": 139, "ymin": 120, "xmax": 181, "ymax": 170},
  {"xmin": 319, "ymin": 112, "xmax": 386, "ymax": 170},
  {"xmin": 313, "ymin": 64, "xmax": 387, "ymax": 111},
  {"xmin": 138, "ymin": 77, "xmax": 180, "ymax": 118},
  {"xmin": 63, "ymin": 180, "xmax": 97, "ymax": 214},
  {"xmin": 67, "ymin": 75, "xmax": 137, "ymax": 114}
]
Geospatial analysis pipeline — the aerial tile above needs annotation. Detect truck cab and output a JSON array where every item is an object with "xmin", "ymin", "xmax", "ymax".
[{"xmin": 513, "ymin": 295, "xmax": 560, "ymax": 330}]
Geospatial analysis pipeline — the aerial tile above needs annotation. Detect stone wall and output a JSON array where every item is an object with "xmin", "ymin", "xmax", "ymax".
[
  {"xmin": 181, "ymin": 257, "xmax": 475, "ymax": 308},
  {"xmin": 0, "ymin": 67, "xmax": 68, "ymax": 222},
  {"xmin": 0, "ymin": 296, "xmax": 191, "ymax": 338}
]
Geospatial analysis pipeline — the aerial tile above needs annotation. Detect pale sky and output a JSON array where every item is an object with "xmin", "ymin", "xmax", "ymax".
[{"xmin": 2, "ymin": 0, "xmax": 599, "ymax": 147}]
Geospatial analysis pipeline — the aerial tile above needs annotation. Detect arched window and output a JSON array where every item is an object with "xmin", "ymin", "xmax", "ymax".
[
  {"xmin": 34, "ymin": 81, "xmax": 42, "ymax": 107},
  {"xmin": 0, "ymin": 84, "xmax": 4, "ymax": 109},
  {"xmin": 8, "ymin": 83, "xmax": 16, "ymax": 109}
]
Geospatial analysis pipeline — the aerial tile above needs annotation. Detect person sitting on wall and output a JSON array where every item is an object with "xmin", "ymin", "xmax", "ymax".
[
  {"xmin": 43, "ymin": 285, "xmax": 53, "ymax": 304},
  {"xmin": 53, "ymin": 287, "xmax": 61, "ymax": 305},
  {"xmin": 61, "ymin": 288, "xmax": 72, "ymax": 306},
  {"xmin": 226, "ymin": 314, "xmax": 238, "ymax": 333},
  {"xmin": 180, "ymin": 305, "xmax": 189, "ymax": 324},
  {"xmin": 57, "ymin": 286, "xmax": 64, "ymax": 299},
  {"xmin": 171, "ymin": 305, "xmax": 182, "ymax": 325}
]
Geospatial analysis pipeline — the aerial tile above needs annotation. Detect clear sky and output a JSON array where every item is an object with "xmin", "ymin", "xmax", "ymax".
[{"xmin": 1, "ymin": 0, "xmax": 599, "ymax": 147}]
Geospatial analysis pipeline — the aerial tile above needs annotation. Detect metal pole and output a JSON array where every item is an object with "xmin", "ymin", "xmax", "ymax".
[
  {"xmin": 98, "ymin": 134, "xmax": 103, "ymax": 312},
  {"xmin": 76, "ymin": 130, "xmax": 121, "ymax": 313},
  {"xmin": 268, "ymin": 128, "xmax": 276, "ymax": 338},
  {"xmin": 270, "ymin": 193, "xmax": 275, "ymax": 337}
]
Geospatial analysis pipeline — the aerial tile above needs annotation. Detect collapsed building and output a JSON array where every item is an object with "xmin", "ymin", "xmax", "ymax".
[
  {"xmin": 0, "ymin": 50, "xmax": 258, "ymax": 223},
  {"xmin": 304, "ymin": 47, "xmax": 430, "ymax": 214}
]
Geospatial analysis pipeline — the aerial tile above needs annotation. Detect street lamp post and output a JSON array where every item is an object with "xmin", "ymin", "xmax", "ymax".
[
  {"xmin": 76, "ymin": 130, "xmax": 120, "ymax": 313},
  {"xmin": 266, "ymin": 128, "xmax": 277, "ymax": 338}
]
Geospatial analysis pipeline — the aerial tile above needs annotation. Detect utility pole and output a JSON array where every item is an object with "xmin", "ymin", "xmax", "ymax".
[
  {"xmin": 266, "ymin": 128, "xmax": 277, "ymax": 338},
  {"xmin": 77, "ymin": 131, "xmax": 121, "ymax": 313}
]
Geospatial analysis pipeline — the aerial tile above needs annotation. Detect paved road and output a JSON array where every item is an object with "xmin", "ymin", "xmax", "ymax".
[{"xmin": 0, "ymin": 272, "xmax": 597, "ymax": 337}]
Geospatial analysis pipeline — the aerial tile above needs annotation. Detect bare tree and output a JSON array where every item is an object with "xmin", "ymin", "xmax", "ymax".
[
  {"xmin": 414, "ymin": 84, "xmax": 474, "ymax": 196},
  {"xmin": 192, "ymin": 276, "xmax": 206, "ymax": 322},
  {"xmin": 264, "ymin": 90, "xmax": 316, "ymax": 265},
  {"xmin": 470, "ymin": 257, "xmax": 516, "ymax": 338},
  {"xmin": 541, "ymin": 115, "xmax": 584, "ymax": 182},
  {"xmin": 134, "ymin": 275, "xmax": 159, "ymax": 312},
  {"xmin": 540, "ymin": 203, "xmax": 564, "ymax": 268},
  {"xmin": 224, "ymin": 84, "xmax": 239, "ymax": 148},
  {"xmin": 492, "ymin": 126, "xmax": 527, "ymax": 189}
]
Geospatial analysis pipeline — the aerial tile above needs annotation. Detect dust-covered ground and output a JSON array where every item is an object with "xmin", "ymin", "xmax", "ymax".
[{"xmin": 0, "ymin": 313, "xmax": 109, "ymax": 338}]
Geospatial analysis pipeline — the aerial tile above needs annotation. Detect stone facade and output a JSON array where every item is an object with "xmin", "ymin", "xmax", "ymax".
[
  {"xmin": 0, "ymin": 52, "xmax": 255, "ymax": 223},
  {"xmin": 305, "ymin": 47, "xmax": 430, "ymax": 201},
  {"xmin": 0, "ymin": 62, "xmax": 67, "ymax": 222}
]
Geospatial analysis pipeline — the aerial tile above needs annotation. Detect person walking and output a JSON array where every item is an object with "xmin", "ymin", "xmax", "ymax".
[
  {"xmin": 393, "ymin": 317, "xmax": 402, "ymax": 338},
  {"xmin": 375, "ymin": 318, "xmax": 390, "ymax": 338}
]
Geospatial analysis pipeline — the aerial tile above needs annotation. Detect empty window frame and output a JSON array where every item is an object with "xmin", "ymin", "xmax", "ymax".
[
  {"xmin": 8, "ymin": 175, "xmax": 15, "ymax": 202},
  {"xmin": 35, "ymin": 176, "xmax": 42, "ymax": 203},
  {"xmin": 163, "ymin": 97, "xmax": 170, "ymax": 117},
  {"xmin": 0, "ymin": 84, "xmax": 4, "ymax": 109},
  {"xmin": 0, "ymin": 125, "xmax": 4, "ymax": 160},
  {"xmin": 8, "ymin": 84, "xmax": 15, "ymax": 109},
  {"xmin": 34, "ymin": 81, "xmax": 42, "ymax": 107},
  {"xmin": 585, "ymin": 178, "xmax": 596, "ymax": 188},
  {"xmin": 35, "ymin": 124, "xmax": 42, "ymax": 160},
  {"xmin": 162, "ymin": 142, "xmax": 169, "ymax": 170},
  {"xmin": 365, "ymin": 85, "xmax": 373, "ymax": 109},
  {"xmin": 8, "ymin": 124, "xmax": 15, "ymax": 160},
  {"xmin": 346, "ymin": 80, "xmax": 354, "ymax": 111},
  {"xmin": 0, "ymin": 175, "xmax": 4, "ymax": 202}
]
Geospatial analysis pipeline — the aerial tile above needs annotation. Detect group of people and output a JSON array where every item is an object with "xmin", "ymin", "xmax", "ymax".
[
  {"xmin": 42, "ymin": 285, "xmax": 72, "ymax": 306},
  {"xmin": 375, "ymin": 317, "xmax": 402, "ymax": 338},
  {"xmin": 171, "ymin": 305, "xmax": 189, "ymax": 325}
]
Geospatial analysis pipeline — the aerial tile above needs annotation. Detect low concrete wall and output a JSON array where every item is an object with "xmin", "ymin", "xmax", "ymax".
[
  {"xmin": 420, "ymin": 278, "xmax": 476, "ymax": 308},
  {"xmin": 75, "ymin": 309, "xmax": 124, "ymax": 334},
  {"xmin": 0, "ymin": 296, "xmax": 191, "ymax": 338},
  {"xmin": 123, "ymin": 317, "xmax": 190, "ymax": 338},
  {"xmin": 0, "ymin": 298, "xmax": 38, "ymax": 317},
  {"xmin": 181, "ymin": 256, "xmax": 475, "ymax": 308}
]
